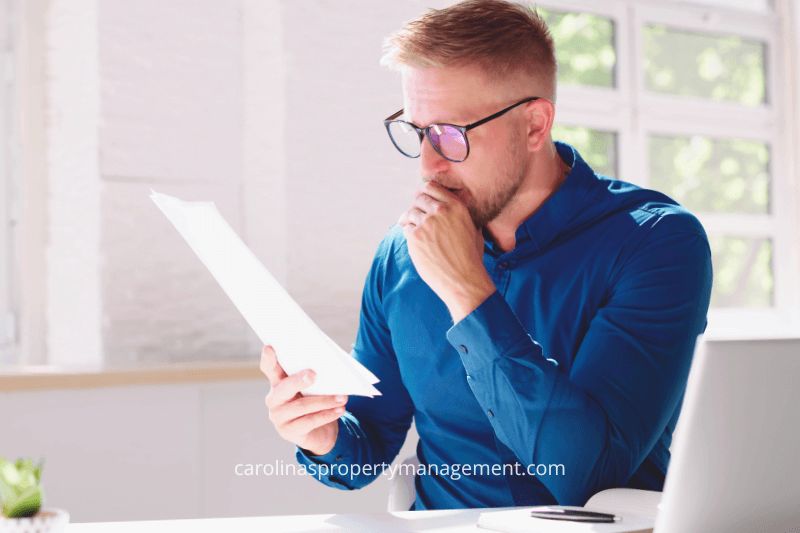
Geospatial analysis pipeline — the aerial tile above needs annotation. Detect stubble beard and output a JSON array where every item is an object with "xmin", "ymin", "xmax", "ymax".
[
  {"xmin": 468, "ymin": 141, "xmax": 528, "ymax": 228},
  {"xmin": 423, "ymin": 135, "xmax": 528, "ymax": 229}
]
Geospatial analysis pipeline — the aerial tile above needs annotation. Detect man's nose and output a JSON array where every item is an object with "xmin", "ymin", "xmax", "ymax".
[{"xmin": 419, "ymin": 134, "xmax": 451, "ymax": 176}]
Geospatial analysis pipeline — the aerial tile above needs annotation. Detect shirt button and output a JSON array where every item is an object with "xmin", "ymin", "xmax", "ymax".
[
  {"xmin": 487, "ymin": 409, "xmax": 495, "ymax": 418},
  {"xmin": 498, "ymin": 261, "xmax": 511, "ymax": 270},
  {"xmin": 335, "ymin": 455, "xmax": 343, "ymax": 462},
  {"xmin": 459, "ymin": 344, "xmax": 468, "ymax": 354},
  {"xmin": 466, "ymin": 374, "xmax": 473, "ymax": 381}
]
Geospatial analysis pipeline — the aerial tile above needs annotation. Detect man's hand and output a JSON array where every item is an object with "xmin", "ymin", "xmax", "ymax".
[
  {"xmin": 260, "ymin": 345, "xmax": 347, "ymax": 456},
  {"xmin": 398, "ymin": 181, "xmax": 495, "ymax": 323}
]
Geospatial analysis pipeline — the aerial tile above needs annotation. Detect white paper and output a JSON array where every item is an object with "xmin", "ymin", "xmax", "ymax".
[{"xmin": 150, "ymin": 190, "xmax": 381, "ymax": 397}]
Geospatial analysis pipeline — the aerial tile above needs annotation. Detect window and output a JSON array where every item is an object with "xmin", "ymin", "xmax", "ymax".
[
  {"xmin": 0, "ymin": 0, "xmax": 15, "ymax": 362},
  {"xmin": 540, "ymin": 0, "xmax": 798, "ymax": 336}
]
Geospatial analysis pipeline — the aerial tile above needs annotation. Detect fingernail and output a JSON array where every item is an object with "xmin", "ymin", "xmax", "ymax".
[
  {"xmin": 303, "ymin": 371, "xmax": 314, "ymax": 384},
  {"xmin": 334, "ymin": 395, "xmax": 346, "ymax": 403}
]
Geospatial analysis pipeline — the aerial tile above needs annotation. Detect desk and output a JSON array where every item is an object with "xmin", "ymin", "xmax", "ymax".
[{"xmin": 66, "ymin": 508, "xmax": 498, "ymax": 532}]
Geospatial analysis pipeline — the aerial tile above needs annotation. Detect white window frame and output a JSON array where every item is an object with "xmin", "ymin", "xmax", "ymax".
[
  {"xmin": 539, "ymin": 0, "xmax": 800, "ymax": 339},
  {"xmin": 0, "ymin": 0, "xmax": 15, "ymax": 362}
]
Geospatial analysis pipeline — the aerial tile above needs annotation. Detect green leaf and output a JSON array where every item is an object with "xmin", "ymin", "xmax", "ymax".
[
  {"xmin": 3, "ymin": 486, "xmax": 42, "ymax": 518},
  {"xmin": 0, "ymin": 457, "xmax": 44, "ymax": 518}
]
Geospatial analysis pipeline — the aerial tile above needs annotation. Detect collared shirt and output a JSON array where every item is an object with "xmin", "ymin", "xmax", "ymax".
[{"xmin": 296, "ymin": 141, "xmax": 713, "ymax": 510}]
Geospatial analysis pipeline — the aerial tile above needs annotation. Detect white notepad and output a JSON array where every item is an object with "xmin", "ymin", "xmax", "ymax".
[
  {"xmin": 150, "ymin": 190, "xmax": 381, "ymax": 397},
  {"xmin": 477, "ymin": 509, "xmax": 654, "ymax": 533},
  {"xmin": 477, "ymin": 489, "xmax": 660, "ymax": 533}
]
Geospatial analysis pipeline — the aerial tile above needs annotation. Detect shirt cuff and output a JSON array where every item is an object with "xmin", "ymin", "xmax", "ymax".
[{"xmin": 445, "ymin": 290, "xmax": 546, "ymax": 374}]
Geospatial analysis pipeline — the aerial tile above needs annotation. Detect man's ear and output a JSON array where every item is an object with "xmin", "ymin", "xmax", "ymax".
[{"xmin": 524, "ymin": 98, "xmax": 555, "ymax": 153}]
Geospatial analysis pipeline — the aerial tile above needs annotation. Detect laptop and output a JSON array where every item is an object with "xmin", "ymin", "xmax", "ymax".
[
  {"xmin": 655, "ymin": 338, "xmax": 800, "ymax": 532},
  {"xmin": 478, "ymin": 338, "xmax": 800, "ymax": 532}
]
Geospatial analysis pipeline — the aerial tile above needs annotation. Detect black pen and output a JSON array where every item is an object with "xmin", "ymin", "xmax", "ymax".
[{"xmin": 530, "ymin": 507, "xmax": 621, "ymax": 523}]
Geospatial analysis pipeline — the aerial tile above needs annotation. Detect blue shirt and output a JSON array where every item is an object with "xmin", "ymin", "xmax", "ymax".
[{"xmin": 296, "ymin": 141, "xmax": 713, "ymax": 510}]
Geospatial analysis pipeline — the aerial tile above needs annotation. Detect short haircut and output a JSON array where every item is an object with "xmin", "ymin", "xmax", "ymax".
[{"xmin": 381, "ymin": 0, "xmax": 557, "ymax": 98}]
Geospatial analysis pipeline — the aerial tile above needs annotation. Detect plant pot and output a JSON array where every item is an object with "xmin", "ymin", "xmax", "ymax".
[{"xmin": 0, "ymin": 509, "xmax": 69, "ymax": 533}]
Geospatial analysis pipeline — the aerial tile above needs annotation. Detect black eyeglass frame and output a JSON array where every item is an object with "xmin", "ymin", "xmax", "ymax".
[{"xmin": 383, "ymin": 96, "xmax": 541, "ymax": 163}]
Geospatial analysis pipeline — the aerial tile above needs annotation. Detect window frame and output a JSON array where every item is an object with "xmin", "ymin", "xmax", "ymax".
[{"xmin": 538, "ymin": 0, "xmax": 800, "ymax": 338}]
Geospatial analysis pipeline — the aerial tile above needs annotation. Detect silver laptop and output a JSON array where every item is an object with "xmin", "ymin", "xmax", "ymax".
[{"xmin": 655, "ymin": 338, "xmax": 800, "ymax": 533}]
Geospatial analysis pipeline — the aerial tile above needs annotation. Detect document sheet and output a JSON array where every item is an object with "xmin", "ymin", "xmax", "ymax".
[{"xmin": 150, "ymin": 190, "xmax": 381, "ymax": 397}]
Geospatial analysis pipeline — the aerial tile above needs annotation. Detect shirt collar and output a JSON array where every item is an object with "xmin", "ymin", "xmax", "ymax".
[{"xmin": 484, "ymin": 141, "xmax": 598, "ymax": 257}]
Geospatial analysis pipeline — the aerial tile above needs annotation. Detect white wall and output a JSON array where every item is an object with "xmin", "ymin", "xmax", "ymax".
[
  {"xmin": 3, "ymin": 2, "xmax": 438, "ymax": 520},
  {"xmin": 26, "ymin": 0, "xmax": 449, "ymax": 367},
  {"xmin": 0, "ymin": 378, "xmax": 420, "ymax": 522}
]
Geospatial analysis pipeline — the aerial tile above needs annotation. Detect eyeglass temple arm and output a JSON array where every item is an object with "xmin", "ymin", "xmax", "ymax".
[
  {"xmin": 384, "ymin": 109, "xmax": 405, "ymax": 122},
  {"xmin": 464, "ymin": 96, "xmax": 540, "ymax": 131},
  {"xmin": 383, "ymin": 96, "xmax": 540, "ymax": 129}
]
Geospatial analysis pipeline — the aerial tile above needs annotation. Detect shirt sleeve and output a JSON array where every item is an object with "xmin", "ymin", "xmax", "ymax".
[
  {"xmin": 295, "ymin": 233, "xmax": 415, "ymax": 490},
  {"xmin": 445, "ymin": 214, "xmax": 713, "ymax": 505}
]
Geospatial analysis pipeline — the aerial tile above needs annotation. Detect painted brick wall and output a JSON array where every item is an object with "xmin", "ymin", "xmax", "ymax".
[{"xmin": 43, "ymin": 0, "xmax": 452, "ymax": 366}]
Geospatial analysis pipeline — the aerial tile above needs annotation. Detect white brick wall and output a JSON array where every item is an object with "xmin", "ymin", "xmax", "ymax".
[
  {"xmin": 96, "ymin": 0, "xmax": 251, "ymax": 365},
  {"xmin": 40, "ymin": 0, "xmax": 453, "ymax": 365}
]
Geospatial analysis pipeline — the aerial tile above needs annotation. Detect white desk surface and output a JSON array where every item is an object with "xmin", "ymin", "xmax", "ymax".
[{"xmin": 66, "ymin": 508, "xmax": 501, "ymax": 532}]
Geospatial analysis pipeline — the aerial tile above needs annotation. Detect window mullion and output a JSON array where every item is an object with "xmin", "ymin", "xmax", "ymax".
[
  {"xmin": 622, "ymin": 1, "xmax": 647, "ymax": 187},
  {"xmin": 768, "ymin": 0, "xmax": 800, "ymax": 322}
]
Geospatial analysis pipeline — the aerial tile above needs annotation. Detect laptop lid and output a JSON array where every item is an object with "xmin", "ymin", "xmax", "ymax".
[{"xmin": 655, "ymin": 339, "xmax": 800, "ymax": 533}]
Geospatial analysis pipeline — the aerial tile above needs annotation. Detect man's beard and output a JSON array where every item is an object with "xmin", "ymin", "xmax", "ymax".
[
  {"xmin": 438, "ymin": 141, "xmax": 527, "ymax": 228},
  {"xmin": 422, "ymin": 137, "xmax": 528, "ymax": 229},
  {"xmin": 424, "ymin": 167, "xmax": 525, "ymax": 228},
  {"xmin": 467, "ymin": 164, "xmax": 526, "ymax": 228}
]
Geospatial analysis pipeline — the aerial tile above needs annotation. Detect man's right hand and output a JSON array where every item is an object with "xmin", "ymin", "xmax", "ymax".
[{"xmin": 260, "ymin": 345, "xmax": 347, "ymax": 456}]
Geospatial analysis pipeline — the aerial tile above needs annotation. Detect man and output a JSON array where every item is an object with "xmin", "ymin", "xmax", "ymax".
[{"xmin": 260, "ymin": 0, "xmax": 712, "ymax": 510}]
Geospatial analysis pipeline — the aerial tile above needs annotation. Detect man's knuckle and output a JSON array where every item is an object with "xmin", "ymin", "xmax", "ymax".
[
  {"xmin": 318, "ymin": 398, "xmax": 337, "ymax": 411},
  {"xmin": 289, "ymin": 373, "xmax": 304, "ymax": 389},
  {"xmin": 323, "ymin": 408, "xmax": 340, "ymax": 421}
]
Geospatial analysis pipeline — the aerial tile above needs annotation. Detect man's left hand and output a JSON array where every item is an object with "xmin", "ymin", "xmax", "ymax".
[{"xmin": 398, "ymin": 181, "xmax": 496, "ymax": 323}]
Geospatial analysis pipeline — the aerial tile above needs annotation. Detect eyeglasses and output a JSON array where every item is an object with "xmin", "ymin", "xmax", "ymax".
[{"xmin": 383, "ymin": 96, "xmax": 540, "ymax": 163}]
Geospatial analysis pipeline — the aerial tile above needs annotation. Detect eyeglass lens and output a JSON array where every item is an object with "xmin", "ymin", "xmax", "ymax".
[{"xmin": 387, "ymin": 121, "xmax": 468, "ymax": 162}]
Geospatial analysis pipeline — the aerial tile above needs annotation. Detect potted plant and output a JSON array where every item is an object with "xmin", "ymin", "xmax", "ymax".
[{"xmin": 0, "ymin": 458, "xmax": 68, "ymax": 532}]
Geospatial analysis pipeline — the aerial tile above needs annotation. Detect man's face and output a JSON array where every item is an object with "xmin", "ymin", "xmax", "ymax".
[{"xmin": 401, "ymin": 64, "xmax": 531, "ymax": 228}]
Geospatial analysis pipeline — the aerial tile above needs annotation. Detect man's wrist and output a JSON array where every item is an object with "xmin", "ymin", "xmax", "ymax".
[{"xmin": 446, "ymin": 276, "xmax": 496, "ymax": 324}]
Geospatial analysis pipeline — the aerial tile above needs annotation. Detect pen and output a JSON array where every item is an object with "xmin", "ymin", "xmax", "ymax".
[{"xmin": 530, "ymin": 508, "xmax": 622, "ymax": 523}]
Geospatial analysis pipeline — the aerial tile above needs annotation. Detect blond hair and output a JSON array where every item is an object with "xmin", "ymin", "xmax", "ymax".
[{"xmin": 381, "ymin": 0, "xmax": 557, "ymax": 98}]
